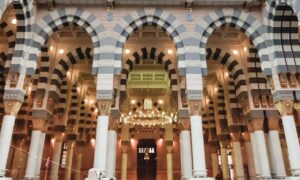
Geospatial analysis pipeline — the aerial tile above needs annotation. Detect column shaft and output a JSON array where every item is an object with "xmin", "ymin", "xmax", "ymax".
[
  {"xmin": 64, "ymin": 141, "xmax": 75, "ymax": 180},
  {"xmin": 93, "ymin": 116, "xmax": 109, "ymax": 173},
  {"xmin": 24, "ymin": 130, "xmax": 42, "ymax": 179},
  {"xmin": 121, "ymin": 153, "xmax": 127, "ymax": 180},
  {"xmin": 50, "ymin": 139, "xmax": 62, "ymax": 180},
  {"xmin": 167, "ymin": 153, "xmax": 173, "ymax": 180},
  {"xmin": 180, "ymin": 130, "xmax": 193, "ymax": 178},
  {"xmin": 220, "ymin": 147, "xmax": 230, "ymax": 180},
  {"xmin": 268, "ymin": 130, "xmax": 286, "ymax": 177},
  {"xmin": 254, "ymin": 130, "xmax": 271, "ymax": 178},
  {"xmin": 0, "ymin": 115, "xmax": 16, "ymax": 176},
  {"xmin": 232, "ymin": 141, "xmax": 244, "ymax": 179},
  {"xmin": 74, "ymin": 148, "xmax": 82, "ymax": 180},
  {"xmin": 106, "ymin": 130, "xmax": 117, "ymax": 179},
  {"xmin": 282, "ymin": 115, "xmax": 300, "ymax": 176},
  {"xmin": 244, "ymin": 141, "xmax": 256, "ymax": 179},
  {"xmin": 190, "ymin": 115, "xmax": 207, "ymax": 177},
  {"xmin": 35, "ymin": 133, "xmax": 46, "ymax": 178},
  {"xmin": 211, "ymin": 152, "xmax": 219, "ymax": 178},
  {"xmin": 250, "ymin": 133, "xmax": 260, "ymax": 176}
]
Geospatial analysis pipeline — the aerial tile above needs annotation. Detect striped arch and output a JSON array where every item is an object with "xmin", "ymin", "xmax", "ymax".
[
  {"xmin": 206, "ymin": 47, "xmax": 247, "ymax": 98},
  {"xmin": 195, "ymin": 9, "xmax": 271, "ymax": 77},
  {"xmin": 0, "ymin": 20, "xmax": 15, "ymax": 72},
  {"xmin": 120, "ymin": 47, "xmax": 178, "ymax": 96},
  {"xmin": 50, "ymin": 47, "xmax": 92, "ymax": 96},
  {"xmin": 109, "ymin": 8, "xmax": 189, "ymax": 75},
  {"xmin": 27, "ymin": 8, "xmax": 104, "ymax": 76},
  {"xmin": 0, "ymin": 0, "xmax": 34, "ymax": 74},
  {"xmin": 264, "ymin": 0, "xmax": 300, "ymax": 73}
]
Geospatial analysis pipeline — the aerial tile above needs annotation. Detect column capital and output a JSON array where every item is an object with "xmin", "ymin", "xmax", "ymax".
[
  {"xmin": 294, "ymin": 102, "xmax": 300, "ymax": 113},
  {"xmin": 3, "ymin": 100, "xmax": 22, "ymax": 116},
  {"xmin": 166, "ymin": 145, "xmax": 172, "ymax": 153},
  {"xmin": 188, "ymin": 100, "xmax": 202, "ymax": 116},
  {"xmin": 32, "ymin": 118, "xmax": 46, "ymax": 131},
  {"xmin": 230, "ymin": 132, "xmax": 241, "ymax": 142},
  {"xmin": 242, "ymin": 132, "xmax": 251, "ymax": 141},
  {"xmin": 109, "ymin": 118, "xmax": 118, "ymax": 131},
  {"xmin": 250, "ymin": 118, "xmax": 264, "ymax": 131},
  {"xmin": 268, "ymin": 116, "xmax": 279, "ymax": 131},
  {"xmin": 179, "ymin": 118, "xmax": 190, "ymax": 130},
  {"xmin": 219, "ymin": 141, "xmax": 229, "ymax": 149},
  {"xmin": 97, "ymin": 100, "xmax": 112, "ymax": 116},
  {"xmin": 275, "ymin": 100, "xmax": 294, "ymax": 116}
]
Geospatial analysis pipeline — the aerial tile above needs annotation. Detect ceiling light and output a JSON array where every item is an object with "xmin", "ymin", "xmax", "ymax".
[
  {"xmin": 66, "ymin": 71, "xmax": 70, "ymax": 77},
  {"xmin": 158, "ymin": 99, "xmax": 163, "ymax": 104},
  {"xmin": 58, "ymin": 49, "xmax": 64, "ymax": 54},
  {"xmin": 131, "ymin": 99, "xmax": 136, "ymax": 104},
  {"xmin": 167, "ymin": 49, "xmax": 173, "ymax": 55},
  {"xmin": 125, "ymin": 49, "xmax": 130, "ymax": 54},
  {"xmin": 11, "ymin": 18, "xmax": 17, "ymax": 25},
  {"xmin": 50, "ymin": 46, "xmax": 54, "ymax": 51},
  {"xmin": 244, "ymin": 47, "xmax": 247, "ymax": 52},
  {"xmin": 232, "ymin": 49, "xmax": 239, "ymax": 55},
  {"xmin": 89, "ymin": 100, "xmax": 94, "ymax": 104}
]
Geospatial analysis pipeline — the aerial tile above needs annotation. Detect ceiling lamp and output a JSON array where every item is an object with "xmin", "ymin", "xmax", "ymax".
[
  {"xmin": 58, "ymin": 49, "xmax": 64, "ymax": 54},
  {"xmin": 50, "ymin": 46, "xmax": 54, "ymax": 51},
  {"xmin": 167, "ymin": 49, "xmax": 173, "ymax": 55},
  {"xmin": 232, "ymin": 49, "xmax": 239, "ymax": 55},
  {"xmin": 125, "ymin": 49, "xmax": 130, "ymax": 54},
  {"xmin": 158, "ymin": 99, "xmax": 163, "ymax": 104},
  {"xmin": 244, "ymin": 47, "xmax": 248, "ymax": 52},
  {"xmin": 130, "ymin": 99, "xmax": 136, "ymax": 105},
  {"xmin": 11, "ymin": 18, "xmax": 17, "ymax": 25}
]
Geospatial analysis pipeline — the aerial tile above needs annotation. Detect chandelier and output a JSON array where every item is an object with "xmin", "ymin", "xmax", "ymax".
[{"xmin": 120, "ymin": 98, "xmax": 177, "ymax": 127}]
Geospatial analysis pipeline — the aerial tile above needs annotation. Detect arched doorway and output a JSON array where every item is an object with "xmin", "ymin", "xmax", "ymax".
[{"xmin": 137, "ymin": 139, "xmax": 157, "ymax": 180}]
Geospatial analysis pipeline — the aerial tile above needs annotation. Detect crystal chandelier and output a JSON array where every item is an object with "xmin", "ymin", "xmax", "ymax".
[{"xmin": 120, "ymin": 98, "xmax": 177, "ymax": 127}]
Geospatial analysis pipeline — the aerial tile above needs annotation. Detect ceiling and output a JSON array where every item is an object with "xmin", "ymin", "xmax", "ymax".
[{"xmin": 36, "ymin": 0, "xmax": 260, "ymax": 6}]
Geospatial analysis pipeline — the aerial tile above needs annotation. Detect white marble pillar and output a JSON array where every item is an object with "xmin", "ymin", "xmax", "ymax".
[
  {"xmin": 268, "ymin": 130, "xmax": 286, "ymax": 178},
  {"xmin": 254, "ymin": 130, "xmax": 271, "ymax": 178},
  {"xmin": 0, "ymin": 115, "xmax": 16, "ymax": 177},
  {"xmin": 35, "ymin": 133, "xmax": 46, "ymax": 178},
  {"xmin": 50, "ymin": 138, "xmax": 63, "ymax": 180},
  {"xmin": 106, "ymin": 130, "xmax": 117, "ymax": 179},
  {"xmin": 281, "ymin": 115, "xmax": 300, "ymax": 176},
  {"xmin": 244, "ymin": 141, "xmax": 256, "ymax": 179},
  {"xmin": 180, "ymin": 130, "xmax": 193, "ymax": 179},
  {"xmin": 250, "ymin": 133, "xmax": 260, "ymax": 176},
  {"xmin": 93, "ymin": 116, "xmax": 109, "ymax": 174},
  {"xmin": 24, "ymin": 130, "xmax": 42, "ymax": 179},
  {"xmin": 190, "ymin": 115, "xmax": 207, "ymax": 177}
]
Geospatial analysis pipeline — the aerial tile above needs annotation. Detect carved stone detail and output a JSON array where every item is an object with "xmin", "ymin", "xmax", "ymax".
[
  {"xmin": 180, "ymin": 118, "xmax": 190, "ymax": 130},
  {"xmin": 4, "ymin": 100, "xmax": 22, "ymax": 116},
  {"xmin": 97, "ymin": 100, "xmax": 112, "ymax": 116},
  {"xmin": 9, "ymin": 73, "xmax": 19, "ymax": 88},
  {"xmin": 268, "ymin": 117, "xmax": 279, "ymax": 131},
  {"xmin": 250, "ymin": 118, "xmax": 264, "ymax": 131},
  {"xmin": 188, "ymin": 100, "xmax": 201, "ymax": 116},
  {"xmin": 279, "ymin": 74, "xmax": 288, "ymax": 88},
  {"xmin": 276, "ymin": 100, "xmax": 294, "ymax": 116},
  {"xmin": 32, "ymin": 118, "xmax": 46, "ymax": 131}
]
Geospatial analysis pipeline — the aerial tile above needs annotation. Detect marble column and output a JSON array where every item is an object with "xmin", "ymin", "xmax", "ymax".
[
  {"xmin": 0, "ymin": 100, "xmax": 21, "ymax": 177},
  {"xmin": 74, "ymin": 145, "xmax": 83, "ymax": 180},
  {"xmin": 211, "ymin": 148, "xmax": 219, "ymax": 178},
  {"xmin": 249, "ymin": 132, "xmax": 260, "ymax": 177},
  {"xmin": 93, "ymin": 116, "xmax": 109, "ymax": 175},
  {"xmin": 190, "ymin": 115, "xmax": 207, "ymax": 177},
  {"xmin": 267, "ymin": 117, "xmax": 286, "ymax": 178},
  {"xmin": 64, "ymin": 140, "xmax": 75, "ymax": 180},
  {"xmin": 121, "ymin": 145, "xmax": 128, "ymax": 180},
  {"xmin": 276, "ymin": 101, "xmax": 300, "ymax": 176},
  {"xmin": 220, "ymin": 142, "xmax": 231, "ymax": 180},
  {"xmin": 251, "ymin": 119, "xmax": 271, "ymax": 178},
  {"xmin": 166, "ymin": 146, "xmax": 173, "ymax": 180},
  {"xmin": 231, "ymin": 132, "xmax": 244, "ymax": 179},
  {"xmin": 24, "ymin": 130, "xmax": 42, "ymax": 179},
  {"xmin": 106, "ymin": 130, "xmax": 117, "ymax": 179},
  {"xmin": 180, "ymin": 130, "xmax": 193, "ymax": 179},
  {"xmin": 243, "ymin": 133, "xmax": 256, "ymax": 180},
  {"xmin": 35, "ymin": 132, "xmax": 46, "ymax": 179},
  {"xmin": 50, "ymin": 133, "xmax": 63, "ymax": 180}
]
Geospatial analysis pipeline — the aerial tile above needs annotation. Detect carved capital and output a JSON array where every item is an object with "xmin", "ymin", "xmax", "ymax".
[
  {"xmin": 268, "ymin": 117, "xmax": 279, "ymax": 131},
  {"xmin": 188, "ymin": 100, "xmax": 202, "ymax": 115},
  {"xmin": 32, "ymin": 118, "xmax": 46, "ymax": 131},
  {"xmin": 230, "ymin": 132, "xmax": 241, "ymax": 142},
  {"xmin": 4, "ymin": 100, "xmax": 22, "ymax": 116},
  {"xmin": 179, "ymin": 118, "xmax": 190, "ymax": 130},
  {"xmin": 250, "ymin": 118, "xmax": 264, "ymax": 131},
  {"xmin": 219, "ymin": 141, "xmax": 229, "ymax": 148},
  {"xmin": 109, "ymin": 118, "xmax": 118, "ymax": 130},
  {"xmin": 294, "ymin": 102, "xmax": 300, "ymax": 113},
  {"xmin": 97, "ymin": 100, "xmax": 112, "ymax": 116},
  {"xmin": 276, "ymin": 100, "xmax": 294, "ymax": 116},
  {"xmin": 242, "ymin": 132, "xmax": 251, "ymax": 141}
]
